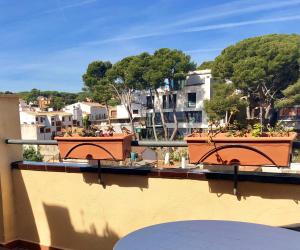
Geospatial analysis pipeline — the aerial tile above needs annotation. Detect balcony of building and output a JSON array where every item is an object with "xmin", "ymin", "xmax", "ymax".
[{"xmin": 1, "ymin": 95, "xmax": 300, "ymax": 249}]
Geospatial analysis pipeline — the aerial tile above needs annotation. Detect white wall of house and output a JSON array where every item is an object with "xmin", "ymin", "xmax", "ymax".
[
  {"xmin": 115, "ymin": 103, "xmax": 145, "ymax": 119},
  {"xmin": 21, "ymin": 124, "xmax": 52, "ymax": 141},
  {"xmin": 64, "ymin": 102, "xmax": 106, "ymax": 124},
  {"xmin": 20, "ymin": 111, "xmax": 74, "ymax": 140}
]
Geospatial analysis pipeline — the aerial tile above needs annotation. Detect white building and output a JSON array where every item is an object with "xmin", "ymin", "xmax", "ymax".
[
  {"xmin": 20, "ymin": 111, "xmax": 73, "ymax": 140},
  {"xmin": 144, "ymin": 69, "xmax": 213, "ymax": 137},
  {"xmin": 106, "ymin": 69, "xmax": 213, "ymax": 137},
  {"xmin": 64, "ymin": 102, "xmax": 107, "ymax": 126}
]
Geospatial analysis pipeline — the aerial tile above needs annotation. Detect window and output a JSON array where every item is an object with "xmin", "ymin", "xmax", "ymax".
[
  {"xmin": 35, "ymin": 117, "xmax": 38, "ymax": 122},
  {"xmin": 164, "ymin": 112, "xmax": 174, "ymax": 123},
  {"xmin": 69, "ymin": 116, "xmax": 71, "ymax": 121},
  {"xmin": 39, "ymin": 127, "xmax": 45, "ymax": 133},
  {"xmin": 51, "ymin": 117, "xmax": 55, "ymax": 121},
  {"xmin": 45, "ymin": 128, "xmax": 51, "ymax": 133},
  {"xmin": 163, "ymin": 95, "xmax": 167, "ymax": 109},
  {"xmin": 146, "ymin": 96, "xmax": 154, "ymax": 109},
  {"xmin": 62, "ymin": 117, "xmax": 65, "ymax": 122},
  {"xmin": 188, "ymin": 93, "xmax": 196, "ymax": 107},
  {"xmin": 133, "ymin": 110, "xmax": 139, "ymax": 114},
  {"xmin": 51, "ymin": 122, "xmax": 55, "ymax": 126},
  {"xmin": 169, "ymin": 94, "xmax": 177, "ymax": 109},
  {"xmin": 175, "ymin": 112, "xmax": 186, "ymax": 122},
  {"xmin": 186, "ymin": 111, "xmax": 202, "ymax": 123}
]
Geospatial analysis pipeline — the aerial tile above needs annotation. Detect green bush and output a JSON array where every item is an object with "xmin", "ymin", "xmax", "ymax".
[{"xmin": 23, "ymin": 146, "xmax": 43, "ymax": 162}]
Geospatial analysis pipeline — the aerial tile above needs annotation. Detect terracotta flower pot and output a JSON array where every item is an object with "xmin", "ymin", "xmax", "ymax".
[
  {"xmin": 185, "ymin": 133, "xmax": 297, "ymax": 167},
  {"xmin": 55, "ymin": 134, "xmax": 132, "ymax": 161}
]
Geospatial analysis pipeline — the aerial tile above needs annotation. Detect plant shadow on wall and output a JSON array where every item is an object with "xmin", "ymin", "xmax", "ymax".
[
  {"xmin": 82, "ymin": 172, "xmax": 149, "ymax": 191},
  {"xmin": 43, "ymin": 203, "xmax": 119, "ymax": 250},
  {"xmin": 207, "ymin": 179, "xmax": 300, "ymax": 203}
]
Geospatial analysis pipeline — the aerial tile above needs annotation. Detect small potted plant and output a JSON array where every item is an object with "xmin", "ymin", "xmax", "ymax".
[
  {"xmin": 185, "ymin": 121, "xmax": 296, "ymax": 167},
  {"xmin": 55, "ymin": 125, "xmax": 132, "ymax": 161}
]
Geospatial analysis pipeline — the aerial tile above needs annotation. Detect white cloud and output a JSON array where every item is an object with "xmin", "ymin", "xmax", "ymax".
[
  {"xmin": 167, "ymin": 0, "xmax": 300, "ymax": 28},
  {"xmin": 83, "ymin": 14, "xmax": 300, "ymax": 45}
]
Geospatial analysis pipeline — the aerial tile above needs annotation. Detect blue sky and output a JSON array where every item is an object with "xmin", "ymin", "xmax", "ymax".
[{"xmin": 1, "ymin": 0, "xmax": 300, "ymax": 92}]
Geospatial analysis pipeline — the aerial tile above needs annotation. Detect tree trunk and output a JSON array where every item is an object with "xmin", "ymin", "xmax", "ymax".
[
  {"xmin": 246, "ymin": 105, "xmax": 251, "ymax": 120},
  {"xmin": 169, "ymin": 94, "xmax": 178, "ymax": 141},
  {"xmin": 125, "ymin": 104, "xmax": 135, "ymax": 139},
  {"xmin": 155, "ymin": 89, "xmax": 168, "ymax": 140},
  {"xmin": 150, "ymin": 89, "xmax": 158, "ymax": 141},
  {"xmin": 105, "ymin": 103, "xmax": 111, "ymax": 125},
  {"xmin": 264, "ymin": 104, "xmax": 272, "ymax": 121}
]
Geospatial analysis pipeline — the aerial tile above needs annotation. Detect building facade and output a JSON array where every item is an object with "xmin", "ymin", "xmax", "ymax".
[
  {"xmin": 20, "ymin": 111, "xmax": 73, "ymax": 140},
  {"xmin": 144, "ymin": 69, "xmax": 213, "ymax": 137}
]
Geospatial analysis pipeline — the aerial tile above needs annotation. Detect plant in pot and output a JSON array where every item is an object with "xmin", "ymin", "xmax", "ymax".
[
  {"xmin": 185, "ymin": 118, "xmax": 296, "ymax": 167},
  {"xmin": 55, "ymin": 125, "xmax": 132, "ymax": 161}
]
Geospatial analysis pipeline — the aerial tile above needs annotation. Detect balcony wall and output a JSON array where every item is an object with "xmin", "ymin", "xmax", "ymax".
[
  {"xmin": 2, "ymin": 95, "xmax": 300, "ymax": 250},
  {"xmin": 11, "ymin": 167, "xmax": 300, "ymax": 250}
]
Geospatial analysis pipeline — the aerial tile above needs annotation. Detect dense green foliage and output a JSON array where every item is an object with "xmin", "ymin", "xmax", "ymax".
[
  {"xmin": 19, "ymin": 89, "xmax": 79, "ymax": 110},
  {"xmin": 212, "ymin": 34, "xmax": 300, "ymax": 122},
  {"xmin": 23, "ymin": 146, "xmax": 43, "ymax": 162},
  {"xmin": 204, "ymin": 82, "xmax": 246, "ymax": 122},
  {"xmin": 276, "ymin": 79, "xmax": 300, "ymax": 108},
  {"xmin": 82, "ymin": 61, "xmax": 117, "ymax": 106},
  {"xmin": 197, "ymin": 61, "xmax": 214, "ymax": 70}
]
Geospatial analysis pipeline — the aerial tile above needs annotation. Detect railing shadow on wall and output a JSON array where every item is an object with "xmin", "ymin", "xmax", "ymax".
[{"xmin": 82, "ymin": 171, "xmax": 149, "ymax": 190}]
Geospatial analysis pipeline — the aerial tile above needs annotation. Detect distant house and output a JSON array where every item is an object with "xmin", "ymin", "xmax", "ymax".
[
  {"xmin": 37, "ymin": 96, "xmax": 51, "ymax": 111},
  {"xmin": 64, "ymin": 102, "xmax": 107, "ymax": 126},
  {"xmin": 20, "ymin": 111, "xmax": 73, "ymax": 140}
]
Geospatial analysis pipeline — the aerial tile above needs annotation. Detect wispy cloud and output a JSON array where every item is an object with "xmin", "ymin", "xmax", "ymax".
[
  {"xmin": 43, "ymin": 0, "xmax": 97, "ymax": 14},
  {"xmin": 85, "ymin": 14, "xmax": 300, "ymax": 45},
  {"xmin": 167, "ymin": 0, "xmax": 300, "ymax": 28}
]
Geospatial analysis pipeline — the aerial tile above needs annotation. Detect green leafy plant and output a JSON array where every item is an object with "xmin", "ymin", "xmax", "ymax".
[
  {"xmin": 170, "ymin": 149, "xmax": 188, "ymax": 162},
  {"xmin": 267, "ymin": 121, "xmax": 293, "ymax": 137},
  {"xmin": 251, "ymin": 123, "xmax": 263, "ymax": 137},
  {"xmin": 23, "ymin": 146, "xmax": 43, "ymax": 162}
]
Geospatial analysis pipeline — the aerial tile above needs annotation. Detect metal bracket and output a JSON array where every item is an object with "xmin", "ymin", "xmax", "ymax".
[{"xmin": 233, "ymin": 165, "xmax": 239, "ymax": 195}]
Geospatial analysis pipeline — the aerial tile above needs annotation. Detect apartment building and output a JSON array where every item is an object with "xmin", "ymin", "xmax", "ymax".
[
  {"xmin": 20, "ymin": 111, "xmax": 73, "ymax": 140},
  {"xmin": 144, "ymin": 69, "xmax": 213, "ymax": 137}
]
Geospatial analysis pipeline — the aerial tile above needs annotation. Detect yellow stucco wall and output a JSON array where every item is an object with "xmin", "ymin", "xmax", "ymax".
[
  {"xmin": 12, "ymin": 170, "xmax": 300, "ymax": 250},
  {"xmin": 0, "ymin": 95, "xmax": 22, "ymax": 244}
]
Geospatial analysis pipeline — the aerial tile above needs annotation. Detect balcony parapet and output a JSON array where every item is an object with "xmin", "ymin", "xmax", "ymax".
[{"xmin": 11, "ymin": 161, "xmax": 300, "ymax": 185}]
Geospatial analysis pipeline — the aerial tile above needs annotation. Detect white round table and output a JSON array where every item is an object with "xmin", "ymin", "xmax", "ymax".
[{"xmin": 114, "ymin": 220, "xmax": 300, "ymax": 250}]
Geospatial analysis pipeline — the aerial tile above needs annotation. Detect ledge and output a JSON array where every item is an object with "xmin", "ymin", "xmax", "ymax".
[{"xmin": 11, "ymin": 161, "xmax": 300, "ymax": 185}]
